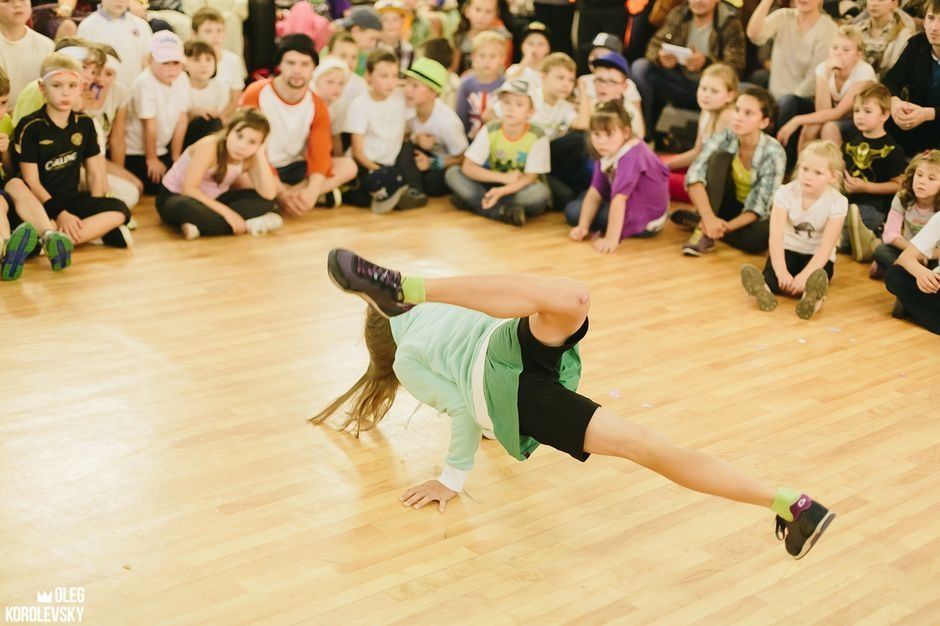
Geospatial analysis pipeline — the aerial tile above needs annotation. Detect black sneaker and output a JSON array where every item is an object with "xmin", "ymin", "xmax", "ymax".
[
  {"xmin": 316, "ymin": 189, "xmax": 342, "ymax": 208},
  {"xmin": 496, "ymin": 205, "xmax": 525, "ymax": 227},
  {"xmin": 774, "ymin": 495, "xmax": 835, "ymax": 559},
  {"xmin": 327, "ymin": 248, "xmax": 413, "ymax": 318},
  {"xmin": 891, "ymin": 298, "xmax": 907, "ymax": 319},
  {"xmin": 101, "ymin": 224, "xmax": 133, "ymax": 248},
  {"xmin": 396, "ymin": 188, "xmax": 428, "ymax": 210},
  {"xmin": 669, "ymin": 209, "xmax": 700, "ymax": 231}
]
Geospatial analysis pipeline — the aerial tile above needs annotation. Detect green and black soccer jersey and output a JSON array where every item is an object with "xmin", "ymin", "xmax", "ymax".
[{"xmin": 13, "ymin": 108, "xmax": 100, "ymax": 209}]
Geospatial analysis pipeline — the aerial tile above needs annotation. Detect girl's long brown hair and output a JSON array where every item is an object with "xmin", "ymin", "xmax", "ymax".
[
  {"xmin": 310, "ymin": 307, "xmax": 400, "ymax": 437},
  {"xmin": 214, "ymin": 109, "xmax": 270, "ymax": 185},
  {"xmin": 897, "ymin": 150, "xmax": 940, "ymax": 212}
]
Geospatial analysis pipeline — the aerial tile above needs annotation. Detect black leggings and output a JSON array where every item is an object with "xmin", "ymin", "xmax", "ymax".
[
  {"xmin": 396, "ymin": 142, "xmax": 451, "ymax": 196},
  {"xmin": 156, "ymin": 187, "xmax": 278, "ymax": 236},
  {"xmin": 762, "ymin": 251, "xmax": 834, "ymax": 295},
  {"xmin": 704, "ymin": 152, "xmax": 770, "ymax": 254},
  {"xmin": 885, "ymin": 264, "xmax": 940, "ymax": 335},
  {"xmin": 125, "ymin": 153, "xmax": 174, "ymax": 196}
]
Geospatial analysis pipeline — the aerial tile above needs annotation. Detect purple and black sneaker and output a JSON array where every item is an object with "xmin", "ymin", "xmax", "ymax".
[
  {"xmin": 774, "ymin": 494, "xmax": 835, "ymax": 560},
  {"xmin": 327, "ymin": 248, "xmax": 413, "ymax": 318}
]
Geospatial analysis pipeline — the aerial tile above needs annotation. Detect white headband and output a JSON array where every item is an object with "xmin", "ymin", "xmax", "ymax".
[
  {"xmin": 57, "ymin": 46, "xmax": 89, "ymax": 62},
  {"xmin": 42, "ymin": 69, "xmax": 81, "ymax": 83},
  {"xmin": 105, "ymin": 55, "xmax": 120, "ymax": 71}
]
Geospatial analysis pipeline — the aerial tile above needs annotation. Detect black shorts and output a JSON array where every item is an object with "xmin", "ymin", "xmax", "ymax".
[{"xmin": 517, "ymin": 316, "xmax": 600, "ymax": 462}]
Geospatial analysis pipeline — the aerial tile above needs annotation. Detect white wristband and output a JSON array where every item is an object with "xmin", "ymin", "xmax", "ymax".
[{"xmin": 437, "ymin": 463, "xmax": 470, "ymax": 493}]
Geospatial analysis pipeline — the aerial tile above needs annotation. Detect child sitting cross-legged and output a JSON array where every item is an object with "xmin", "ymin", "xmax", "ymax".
[
  {"xmin": 13, "ymin": 53, "xmax": 132, "ymax": 251},
  {"xmin": 445, "ymin": 78, "xmax": 551, "ymax": 227}
]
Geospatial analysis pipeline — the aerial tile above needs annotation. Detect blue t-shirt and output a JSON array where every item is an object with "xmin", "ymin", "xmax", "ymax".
[{"xmin": 455, "ymin": 75, "xmax": 505, "ymax": 137}]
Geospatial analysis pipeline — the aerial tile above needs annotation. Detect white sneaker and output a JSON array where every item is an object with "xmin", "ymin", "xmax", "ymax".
[
  {"xmin": 181, "ymin": 223, "xmax": 200, "ymax": 240},
  {"xmin": 245, "ymin": 212, "xmax": 284, "ymax": 236},
  {"xmin": 127, "ymin": 217, "xmax": 139, "ymax": 231}
]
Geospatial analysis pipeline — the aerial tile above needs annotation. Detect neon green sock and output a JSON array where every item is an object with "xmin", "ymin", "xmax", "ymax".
[
  {"xmin": 770, "ymin": 488, "xmax": 802, "ymax": 522},
  {"xmin": 401, "ymin": 276, "xmax": 426, "ymax": 305}
]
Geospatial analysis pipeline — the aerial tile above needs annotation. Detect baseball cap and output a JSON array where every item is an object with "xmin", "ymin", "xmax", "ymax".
[
  {"xmin": 275, "ymin": 33, "xmax": 319, "ymax": 67},
  {"xmin": 591, "ymin": 33, "xmax": 623, "ymax": 55},
  {"xmin": 496, "ymin": 78, "xmax": 534, "ymax": 104},
  {"xmin": 403, "ymin": 57, "xmax": 448, "ymax": 95},
  {"xmin": 592, "ymin": 51, "xmax": 629, "ymax": 77},
  {"xmin": 150, "ymin": 31, "xmax": 184, "ymax": 64},
  {"xmin": 338, "ymin": 7, "xmax": 383, "ymax": 32}
]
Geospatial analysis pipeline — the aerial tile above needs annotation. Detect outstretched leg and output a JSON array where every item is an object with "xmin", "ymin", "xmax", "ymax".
[
  {"xmin": 328, "ymin": 248, "xmax": 590, "ymax": 346},
  {"xmin": 583, "ymin": 407, "xmax": 835, "ymax": 559}
]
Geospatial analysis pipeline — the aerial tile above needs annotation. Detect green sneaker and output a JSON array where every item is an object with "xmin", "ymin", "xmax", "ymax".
[
  {"xmin": 796, "ymin": 269, "xmax": 829, "ymax": 319},
  {"xmin": 42, "ymin": 231, "xmax": 74, "ymax": 272},
  {"xmin": 740, "ymin": 264, "xmax": 777, "ymax": 311},
  {"xmin": 1, "ymin": 222, "xmax": 39, "ymax": 281}
]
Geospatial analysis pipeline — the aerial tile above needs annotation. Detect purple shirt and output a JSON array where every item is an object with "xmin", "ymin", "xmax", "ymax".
[{"xmin": 590, "ymin": 141, "xmax": 669, "ymax": 238}]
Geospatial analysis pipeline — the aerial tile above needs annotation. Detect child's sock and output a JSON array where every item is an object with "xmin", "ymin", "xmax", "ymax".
[
  {"xmin": 770, "ymin": 488, "xmax": 806, "ymax": 522},
  {"xmin": 401, "ymin": 276, "xmax": 426, "ymax": 305}
]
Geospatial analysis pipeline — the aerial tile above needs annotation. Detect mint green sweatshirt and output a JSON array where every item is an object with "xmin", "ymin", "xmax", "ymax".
[{"xmin": 390, "ymin": 304, "xmax": 498, "ymax": 491}]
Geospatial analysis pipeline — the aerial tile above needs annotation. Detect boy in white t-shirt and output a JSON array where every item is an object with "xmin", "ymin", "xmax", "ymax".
[
  {"xmin": 124, "ymin": 30, "xmax": 190, "ymax": 195},
  {"xmin": 77, "ymin": 0, "xmax": 152, "ymax": 90},
  {"xmin": 183, "ymin": 38, "xmax": 228, "ymax": 147},
  {"xmin": 0, "ymin": 0, "xmax": 54, "ymax": 109},
  {"xmin": 345, "ymin": 49, "xmax": 419, "ymax": 214},
  {"xmin": 400, "ymin": 58, "xmax": 468, "ymax": 198},
  {"xmin": 191, "ymin": 7, "xmax": 245, "ymax": 122},
  {"xmin": 741, "ymin": 141, "xmax": 848, "ymax": 320}
]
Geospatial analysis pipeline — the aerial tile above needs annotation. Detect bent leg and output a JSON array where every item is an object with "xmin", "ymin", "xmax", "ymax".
[{"xmin": 424, "ymin": 274, "xmax": 591, "ymax": 345}]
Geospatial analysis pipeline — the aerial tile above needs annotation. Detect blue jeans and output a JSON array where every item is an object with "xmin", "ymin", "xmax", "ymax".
[
  {"xmin": 776, "ymin": 94, "xmax": 814, "ymax": 165},
  {"xmin": 445, "ymin": 166, "xmax": 550, "ymax": 219},
  {"xmin": 631, "ymin": 58, "xmax": 700, "ymax": 141},
  {"xmin": 564, "ymin": 193, "xmax": 662, "ymax": 238}
]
